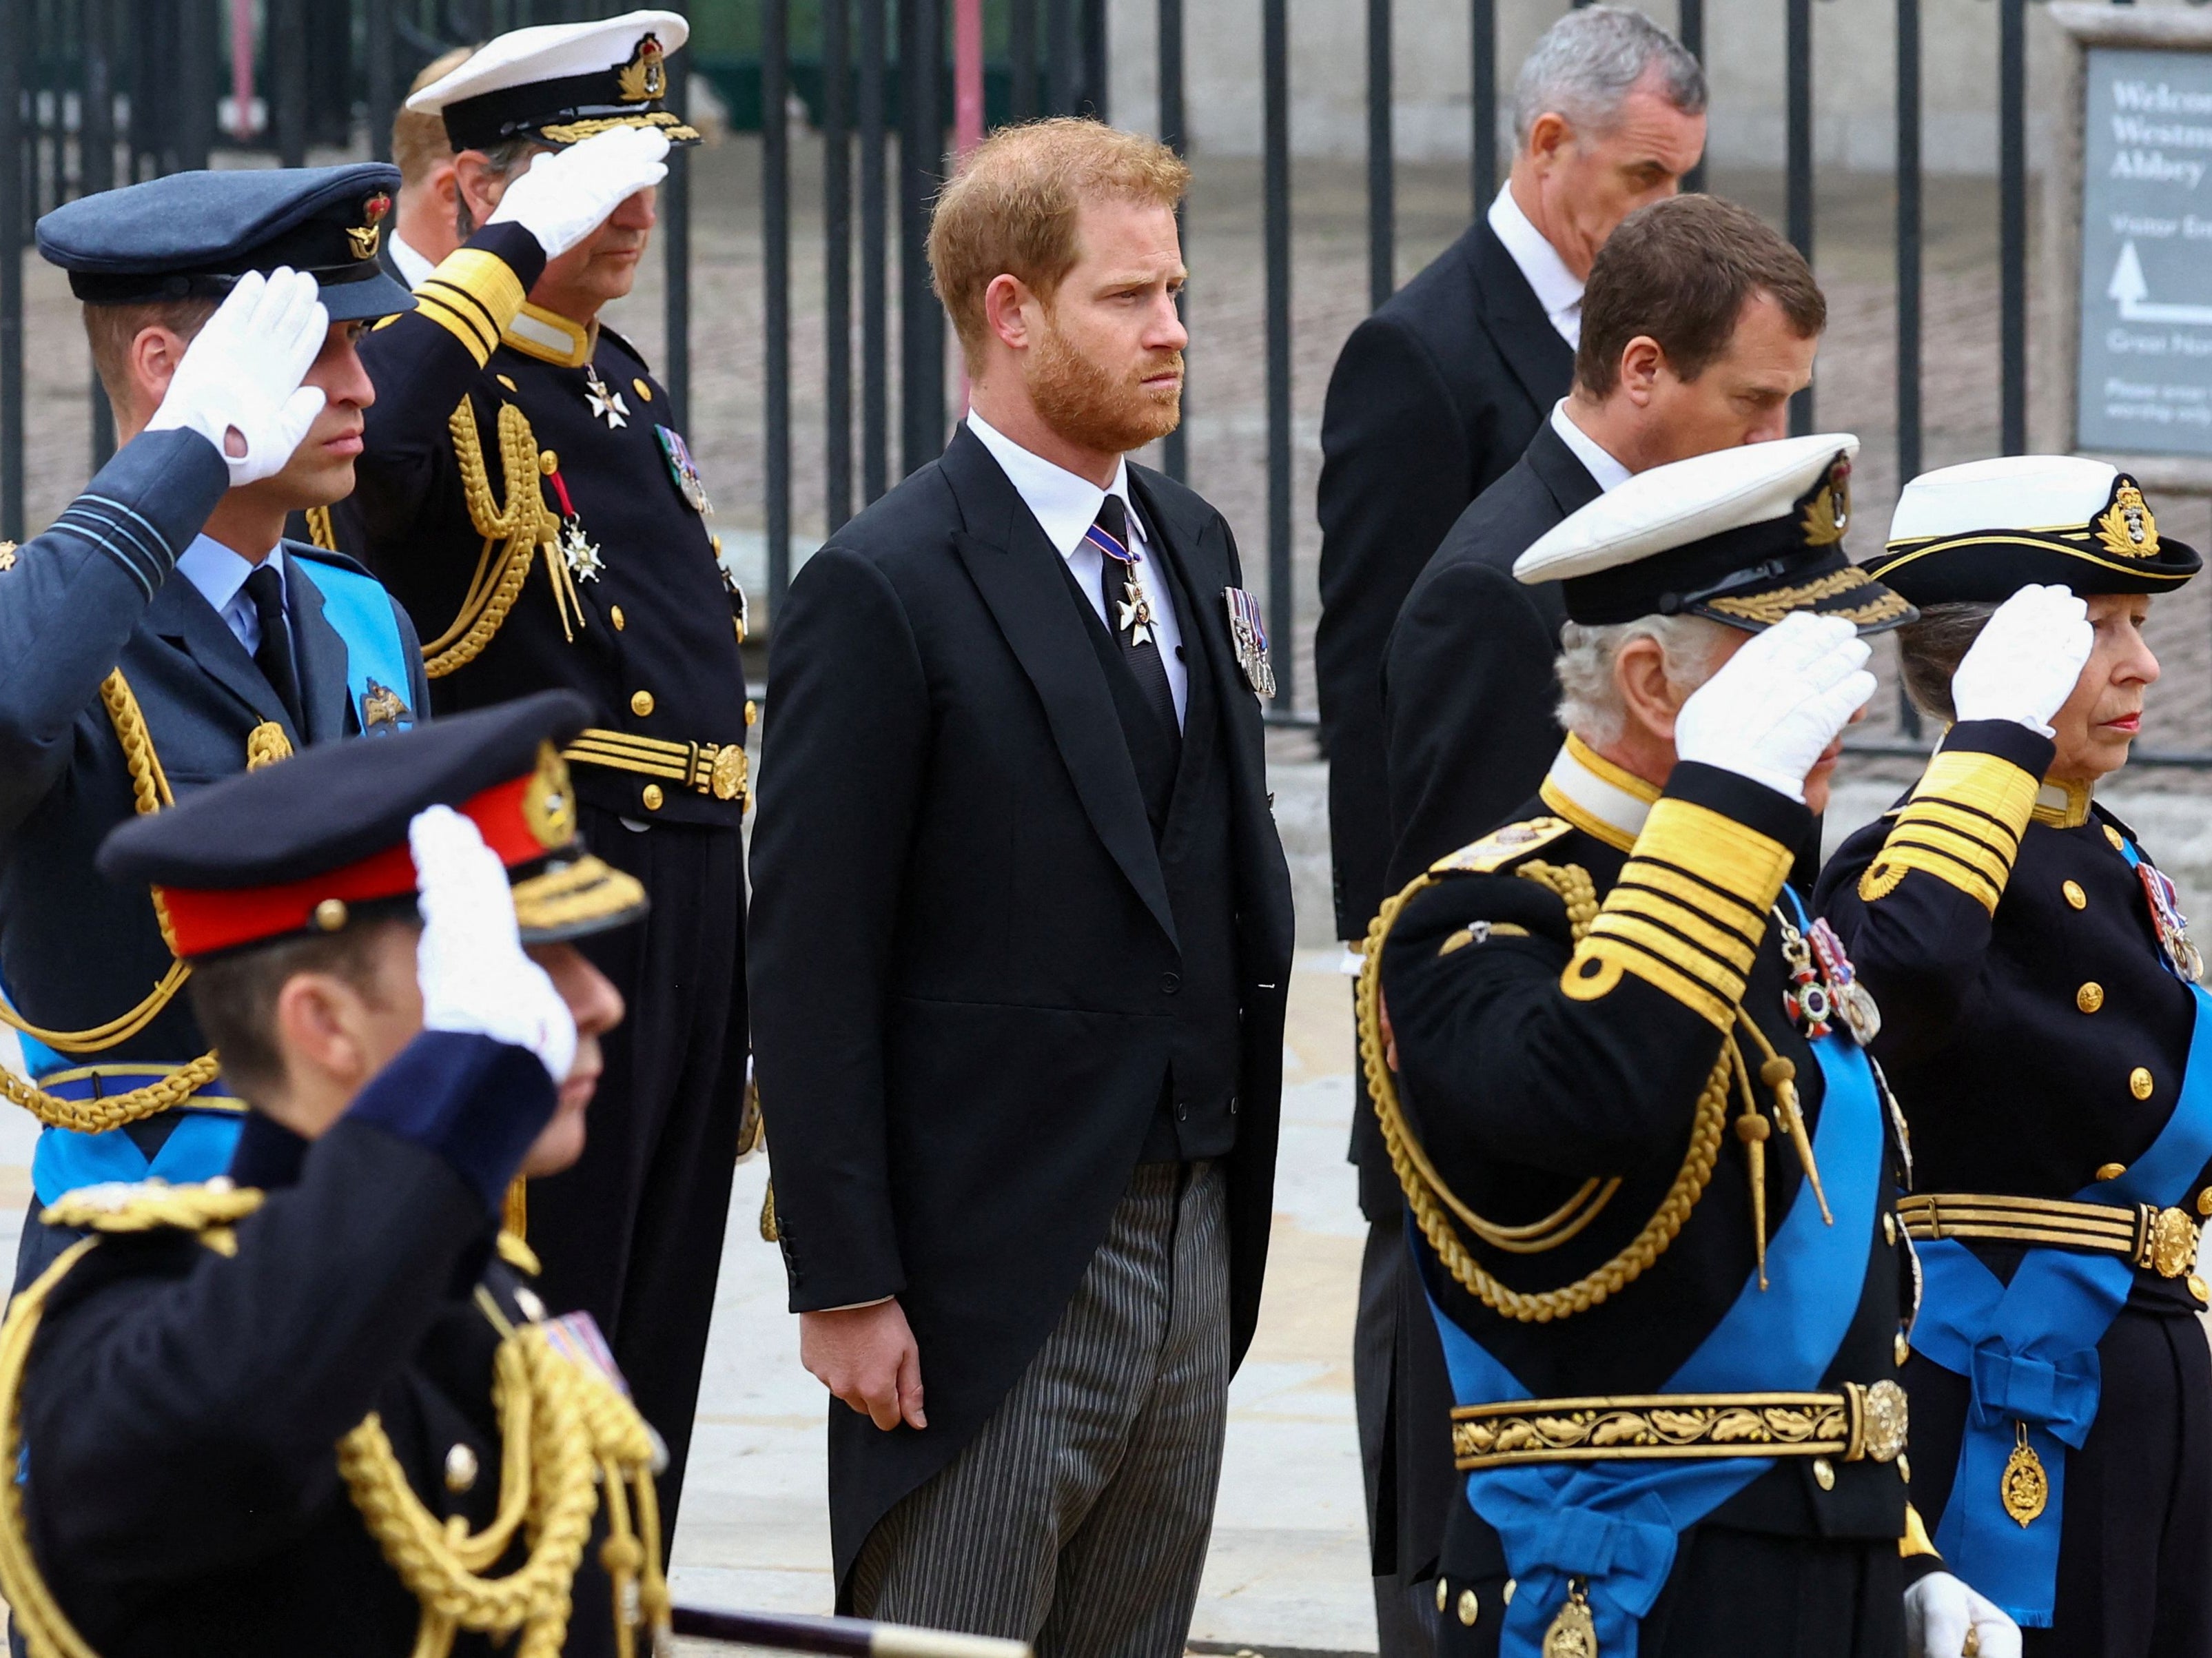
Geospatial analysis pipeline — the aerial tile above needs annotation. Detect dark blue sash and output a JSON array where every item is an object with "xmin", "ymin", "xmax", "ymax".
[
  {"xmin": 1915, "ymin": 895, "xmax": 2212, "ymax": 1625},
  {"xmin": 1420, "ymin": 895, "xmax": 1886, "ymax": 1658}
]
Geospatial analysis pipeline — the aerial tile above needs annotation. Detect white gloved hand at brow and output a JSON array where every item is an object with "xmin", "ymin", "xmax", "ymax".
[
  {"xmin": 1950, "ymin": 582, "xmax": 2093, "ymax": 739},
  {"xmin": 1674, "ymin": 611, "xmax": 1875, "ymax": 801},
  {"xmin": 144, "ymin": 267, "xmax": 328, "ymax": 487},
  {"xmin": 488, "ymin": 124, "xmax": 670, "ymax": 260}
]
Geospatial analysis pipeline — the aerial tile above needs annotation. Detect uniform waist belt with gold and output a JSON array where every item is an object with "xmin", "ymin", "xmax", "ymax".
[
  {"xmin": 564, "ymin": 728, "xmax": 749, "ymax": 801},
  {"xmin": 1898, "ymin": 1191, "xmax": 2201, "ymax": 1279},
  {"xmin": 1451, "ymin": 1380, "xmax": 1909, "ymax": 1471}
]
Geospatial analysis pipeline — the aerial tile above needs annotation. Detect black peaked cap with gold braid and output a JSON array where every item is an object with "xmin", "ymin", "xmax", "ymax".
[
  {"xmin": 409, "ymin": 9, "xmax": 703, "ymax": 150},
  {"xmin": 96, "ymin": 689, "xmax": 646, "ymax": 957},
  {"xmin": 1869, "ymin": 455, "xmax": 2201, "ymax": 602},
  {"xmin": 1514, "ymin": 431, "xmax": 1914, "ymax": 635}
]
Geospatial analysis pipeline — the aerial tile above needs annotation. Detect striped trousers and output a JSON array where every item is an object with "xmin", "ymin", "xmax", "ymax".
[{"xmin": 850, "ymin": 1160, "xmax": 1231, "ymax": 1658}]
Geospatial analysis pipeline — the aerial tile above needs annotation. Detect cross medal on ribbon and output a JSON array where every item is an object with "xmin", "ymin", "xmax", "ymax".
[{"xmin": 1085, "ymin": 506, "xmax": 1160, "ymax": 649}]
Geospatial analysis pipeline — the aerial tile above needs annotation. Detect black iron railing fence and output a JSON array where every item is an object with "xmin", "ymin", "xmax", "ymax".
[{"xmin": 0, "ymin": 0, "xmax": 2175, "ymax": 757}]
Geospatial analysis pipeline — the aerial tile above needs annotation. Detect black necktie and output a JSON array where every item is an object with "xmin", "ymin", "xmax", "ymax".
[
  {"xmin": 244, "ymin": 563, "xmax": 305, "ymax": 735},
  {"xmin": 1093, "ymin": 497, "xmax": 1179, "ymax": 745}
]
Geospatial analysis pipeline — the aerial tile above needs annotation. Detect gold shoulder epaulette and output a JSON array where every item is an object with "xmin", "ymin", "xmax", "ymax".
[
  {"xmin": 1429, "ymin": 815, "xmax": 1575, "ymax": 876},
  {"xmin": 41, "ymin": 1177, "xmax": 265, "ymax": 1239}
]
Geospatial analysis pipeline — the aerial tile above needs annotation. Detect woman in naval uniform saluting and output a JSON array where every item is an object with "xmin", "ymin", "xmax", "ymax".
[{"xmin": 1817, "ymin": 456, "xmax": 2211, "ymax": 1657}]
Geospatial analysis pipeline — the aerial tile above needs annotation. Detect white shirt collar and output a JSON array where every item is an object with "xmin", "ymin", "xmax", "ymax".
[
  {"xmin": 387, "ymin": 231, "xmax": 436, "ymax": 290},
  {"xmin": 1548, "ymin": 400, "xmax": 1633, "ymax": 493},
  {"xmin": 964, "ymin": 409, "xmax": 1148, "ymax": 558},
  {"xmin": 1537, "ymin": 733, "xmax": 1661, "ymax": 853},
  {"xmin": 175, "ymin": 534, "xmax": 284, "ymax": 622},
  {"xmin": 1487, "ymin": 184, "xmax": 1586, "ymax": 347}
]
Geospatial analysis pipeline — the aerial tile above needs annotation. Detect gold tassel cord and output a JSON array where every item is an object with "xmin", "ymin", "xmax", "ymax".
[
  {"xmin": 1355, "ymin": 860, "xmax": 1730, "ymax": 1324},
  {"xmin": 421, "ymin": 400, "xmax": 559, "ymax": 680},
  {"xmin": 0, "ymin": 1238, "xmax": 107, "ymax": 1658},
  {"xmin": 1736, "ymin": 1012, "xmax": 1832, "ymax": 1226},
  {"xmin": 0, "ymin": 671, "xmax": 222, "ymax": 1130},
  {"xmin": 1728, "ymin": 1037, "xmax": 1772, "ymax": 1289}
]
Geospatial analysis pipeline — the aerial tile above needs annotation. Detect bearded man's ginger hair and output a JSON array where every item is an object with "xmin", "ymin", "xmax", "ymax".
[{"xmin": 928, "ymin": 118, "xmax": 1190, "ymax": 371}]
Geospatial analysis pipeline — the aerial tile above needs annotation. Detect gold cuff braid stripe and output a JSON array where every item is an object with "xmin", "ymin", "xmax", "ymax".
[
  {"xmin": 1565, "ymin": 798, "xmax": 1789, "ymax": 1030},
  {"xmin": 1356, "ymin": 859, "xmax": 1729, "ymax": 1323},
  {"xmin": 1602, "ymin": 886, "xmax": 1760, "ymax": 976},
  {"xmin": 1859, "ymin": 748, "xmax": 2037, "ymax": 913},
  {"xmin": 412, "ymin": 249, "xmax": 528, "ymax": 368},
  {"xmin": 1885, "ymin": 818, "xmax": 2013, "ymax": 890}
]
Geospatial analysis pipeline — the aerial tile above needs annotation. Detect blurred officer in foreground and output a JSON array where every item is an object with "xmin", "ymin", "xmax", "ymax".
[
  {"xmin": 0, "ymin": 168, "xmax": 426, "ymax": 1281},
  {"xmin": 0, "ymin": 691, "xmax": 664, "ymax": 1658},
  {"xmin": 1819, "ymin": 460, "xmax": 2209, "ymax": 1655},
  {"xmin": 1369, "ymin": 436, "xmax": 2016, "ymax": 1657},
  {"xmin": 352, "ymin": 9, "xmax": 748, "ymax": 1527},
  {"xmin": 1312, "ymin": 10, "xmax": 1706, "ymax": 1638}
]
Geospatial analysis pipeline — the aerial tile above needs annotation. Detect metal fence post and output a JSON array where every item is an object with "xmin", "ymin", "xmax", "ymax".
[
  {"xmin": 664, "ymin": 1, "xmax": 691, "ymax": 434},
  {"xmin": 899, "ymin": 0, "xmax": 945, "ymax": 476},
  {"xmin": 826, "ymin": 0, "xmax": 853, "ymax": 533},
  {"xmin": 1047, "ymin": 0, "xmax": 1075, "ymax": 115},
  {"xmin": 1082, "ymin": 0, "xmax": 1107, "ymax": 119},
  {"xmin": 1471, "ymin": 0, "xmax": 1495, "ymax": 209},
  {"xmin": 764, "ymin": 0, "xmax": 792, "ymax": 615},
  {"xmin": 178, "ymin": 0, "xmax": 218, "ymax": 172},
  {"xmin": 1679, "ymin": 0, "xmax": 1704, "ymax": 194},
  {"xmin": 1263, "ymin": 0, "xmax": 1293, "ymax": 711},
  {"xmin": 1895, "ymin": 0, "xmax": 1923, "ymax": 739},
  {"xmin": 859, "ymin": 0, "xmax": 888, "ymax": 503},
  {"xmin": 1159, "ymin": 0, "xmax": 1187, "ymax": 484},
  {"xmin": 1012, "ymin": 0, "xmax": 1038, "ymax": 120},
  {"xmin": 272, "ymin": 0, "xmax": 307, "ymax": 167},
  {"xmin": 84, "ymin": 0, "xmax": 116, "ymax": 468},
  {"xmin": 1785, "ymin": 0, "xmax": 1813, "ymax": 435},
  {"xmin": 1998, "ymin": 0, "xmax": 2026, "ymax": 454},
  {"xmin": 365, "ymin": 0, "xmax": 397, "ymax": 163},
  {"xmin": 1366, "ymin": 0, "xmax": 1393, "ymax": 311},
  {"xmin": 1, "ymin": 0, "xmax": 21, "ymax": 539}
]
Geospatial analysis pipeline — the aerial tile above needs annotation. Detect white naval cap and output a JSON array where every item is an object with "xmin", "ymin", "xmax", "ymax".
[
  {"xmin": 1510, "ymin": 433, "xmax": 1911, "ymax": 635},
  {"xmin": 1887, "ymin": 454, "xmax": 2125, "ymax": 544},
  {"xmin": 408, "ymin": 10, "xmax": 698, "ymax": 151}
]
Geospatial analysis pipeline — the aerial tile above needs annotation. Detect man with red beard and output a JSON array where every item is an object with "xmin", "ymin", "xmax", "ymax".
[{"xmin": 749, "ymin": 119, "xmax": 1296, "ymax": 1651}]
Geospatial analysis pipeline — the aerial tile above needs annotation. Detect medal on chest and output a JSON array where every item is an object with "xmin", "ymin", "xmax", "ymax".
[
  {"xmin": 655, "ymin": 424, "xmax": 713, "ymax": 514},
  {"xmin": 583, "ymin": 364, "xmax": 630, "ymax": 429},
  {"xmin": 1542, "ymin": 1581, "xmax": 1598, "ymax": 1658},
  {"xmin": 1085, "ymin": 514, "xmax": 1160, "ymax": 649},
  {"xmin": 2134, "ymin": 856, "xmax": 2205, "ymax": 982},
  {"xmin": 1223, "ymin": 585, "xmax": 1277, "ymax": 697}
]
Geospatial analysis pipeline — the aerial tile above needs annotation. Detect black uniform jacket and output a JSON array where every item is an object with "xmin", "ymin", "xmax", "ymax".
[
  {"xmin": 18, "ymin": 1081, "xmax": 624, "ymax": 1655},
  {"xmin": 351, "ymin": 222, "xmax": 748, "ymax": 830},
  {"xmin": 1814, "ymin": 723, "xmax": 2209, "ymax": 1513},
  {"xmin": 1315, "ymin": 218, "xmax": 1575, "ymax": 945},
  {"xmin": 748, "ymin": 424, "xmax": 1296, "ymax": 1584},
  {"xmin": 0, "ymin": 433, "xmax": 428, "ymax": 1067},
  {"xmin": 1382, "ymin": 747, "xmax": 1912, "ymax": 1584}
]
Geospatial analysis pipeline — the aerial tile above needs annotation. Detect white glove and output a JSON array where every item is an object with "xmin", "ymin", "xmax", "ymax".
[
  {"xmin": 410, "ymin": 806, "xmax": 576, "ymax": 1084},
  {"xmin": 489, "ymin": 125, "xmax": 671, "ymax": 260},
  {"xmin": 1675, "ymin": 611, "xmax": 1876, "ymax": 801},
  {"xmin": 1950, "ymin": 582, "xmax": 2093, "ymax": 738},
  {"xmin": 1904, "ymin": 1570, "xmax": 2021, "ymax": 1658},
  {"xmin": 144, "ymin": 267, "xmax": 327, "ymax": 487}
]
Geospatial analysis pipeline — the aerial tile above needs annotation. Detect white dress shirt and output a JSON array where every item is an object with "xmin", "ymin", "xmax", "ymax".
[
  {"xmin": 176, "ymin": 534, "xmax": 288, "ymax": 657},
  {"xmin": 1548, "ymin": 400, "xmax": 1632, "ymax": 493},
  {"xmin": 1487, "ymin": 185, "xmax": 1586, "ymax": 349},
  {"xmin": 965, "ymin": 410, "xmax": 1188, "ymax": 726},
  {"xmin": 387, "ymin": 231, "xmax": 436, "ymax": 290}
]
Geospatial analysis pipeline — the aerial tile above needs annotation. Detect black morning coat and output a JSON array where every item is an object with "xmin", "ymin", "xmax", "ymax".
[
  {"xmin": 747, "ymin": 424, "xmax": 1296, "ymax": 1591},
  {"xmin": 1816, "ymin": 721, "xmax": 2212, "ymax": 1652},
  {"xmin": 0, "ymin": 431, "xmax": 429, "ymax": 1105},
  {"xmin": 1315, "ymin": 217, "xmax": 1575, "ymax": 950},
  {"xmin": 1381, "ymin": 759, "xmax": 1920, "ymax": 1649},
  {"xmin": 16, "ymin": 1041, "xmax": 624, "ymax": 1658}
]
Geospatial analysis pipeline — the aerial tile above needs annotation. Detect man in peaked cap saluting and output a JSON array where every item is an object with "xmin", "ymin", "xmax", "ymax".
[
  {"xmin": 1367, "ymin": 434, "xmax": 2020, "ymax": 1657},
  {"xmin": 0, "ymin": 690, "xmax": 675, "ymax": 1657},
  {"xmin": 347, "ymin": 10, "xmax": 748, "ymax": 1530},
  {"xmin": 0, "ymin": 165, "xmax": 429, "ymax": 1290}
]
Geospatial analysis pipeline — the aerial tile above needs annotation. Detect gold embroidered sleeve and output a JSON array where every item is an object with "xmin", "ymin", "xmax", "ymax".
[
  {"xmin": 411, "ymin": 248, "xmax": 529, "ymax": 368},
  {"xmin": 1560, "ymin": 797, "xmax": 1794, "ymax": 1031},
  {"xmin": 1857, "ymin": 748, "xmax": 2038, "ymax": 915}
]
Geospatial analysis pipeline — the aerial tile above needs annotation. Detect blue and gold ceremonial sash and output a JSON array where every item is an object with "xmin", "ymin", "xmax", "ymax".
[{"xmin": 299, "ymin": 557, "xmax": 418, "ymax": 733}]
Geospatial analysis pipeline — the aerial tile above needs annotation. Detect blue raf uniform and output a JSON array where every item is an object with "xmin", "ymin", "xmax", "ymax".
[
  {"xmin": 1820, "ymin": 457, "xmax": 2211, "ymax": 1652},
  {"xmin": 1370, "ymin": 437, "xmax": 1940, "ymax": 1657},
  {"xmin": 1, "ymin": 165, "xmax": 428, "ymax": 1266}
]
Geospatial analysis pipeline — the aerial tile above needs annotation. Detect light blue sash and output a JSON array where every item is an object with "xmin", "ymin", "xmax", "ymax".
[
  {"xmin": 1915, "ymin": 838, "xmax": 2212, "ymax": 1626},
  {"xmin": 295, "ymin": 555, "xmax": 416, "ymax": 733},
  {"xmin": 1421, "ymin": 891, "xmax": 1887, "ymax": 1658}
]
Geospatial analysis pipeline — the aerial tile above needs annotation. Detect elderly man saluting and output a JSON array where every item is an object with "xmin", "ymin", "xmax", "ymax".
[{"xmin": 1368, "ymin": 436, "xmax": 2018, "ymax": 1657}]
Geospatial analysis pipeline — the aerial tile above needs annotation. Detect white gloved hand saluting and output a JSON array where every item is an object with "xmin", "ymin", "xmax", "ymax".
[
  {"xmin": 1904, "ymin": 1570, "xmax": 2021, "ymax": 1658},
  {"xmin": 411, "ymin": 805, "xmax": 576, "ymax": 1084},
  {"xmin": 1950, "ymin": 582, "xmax": 2093, "ymax": 739},
  {"xmin": 144, "ymin": 267, "xmax": 327, "ymax": 487},
  {"xmin": 1675, "ymin": 611, "xmax": 1876, "ymax": 802},
  {"xmin": 489, "ymin": 124, "xmax": 671, "ymax": 260}
]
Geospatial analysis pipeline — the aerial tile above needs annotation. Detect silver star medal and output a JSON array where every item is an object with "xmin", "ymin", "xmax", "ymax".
[
  {"xmin": 584, "ymin": 365, "xmax": 629, "ymax": 429},
  {"xmin": 559, "ymin": 519, "xmax": 605, "ymax": 582},
  {"xmin": 1116, "ymin": 571, "xmax": 1162, "ymax": 650}
]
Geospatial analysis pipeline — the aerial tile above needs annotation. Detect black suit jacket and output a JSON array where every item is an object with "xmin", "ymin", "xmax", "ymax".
[
  {"xmin": 1382, "ymin": 419, "xmax": 1598, "ymax": 899},
  {"xmin": 1314, "ymin": 219, "xmax": 1575, "ymax": 943},
  {"xmin": 748, "ymin": 425, "xmax": 1296, "ymax": 1590}
]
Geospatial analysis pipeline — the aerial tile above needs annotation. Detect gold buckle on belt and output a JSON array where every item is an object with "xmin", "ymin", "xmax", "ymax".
[
  {"xmin": 1897, "ymin": 1191, "xmax": 2200, "ymax": 1278},
  {"xmin": 564, "ymin": 728, "xmax": 749, "ymax": 801},
  {"xmin": 1448, "ymin": 1381, "xmax": 1907, "ymax": 1471}
]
